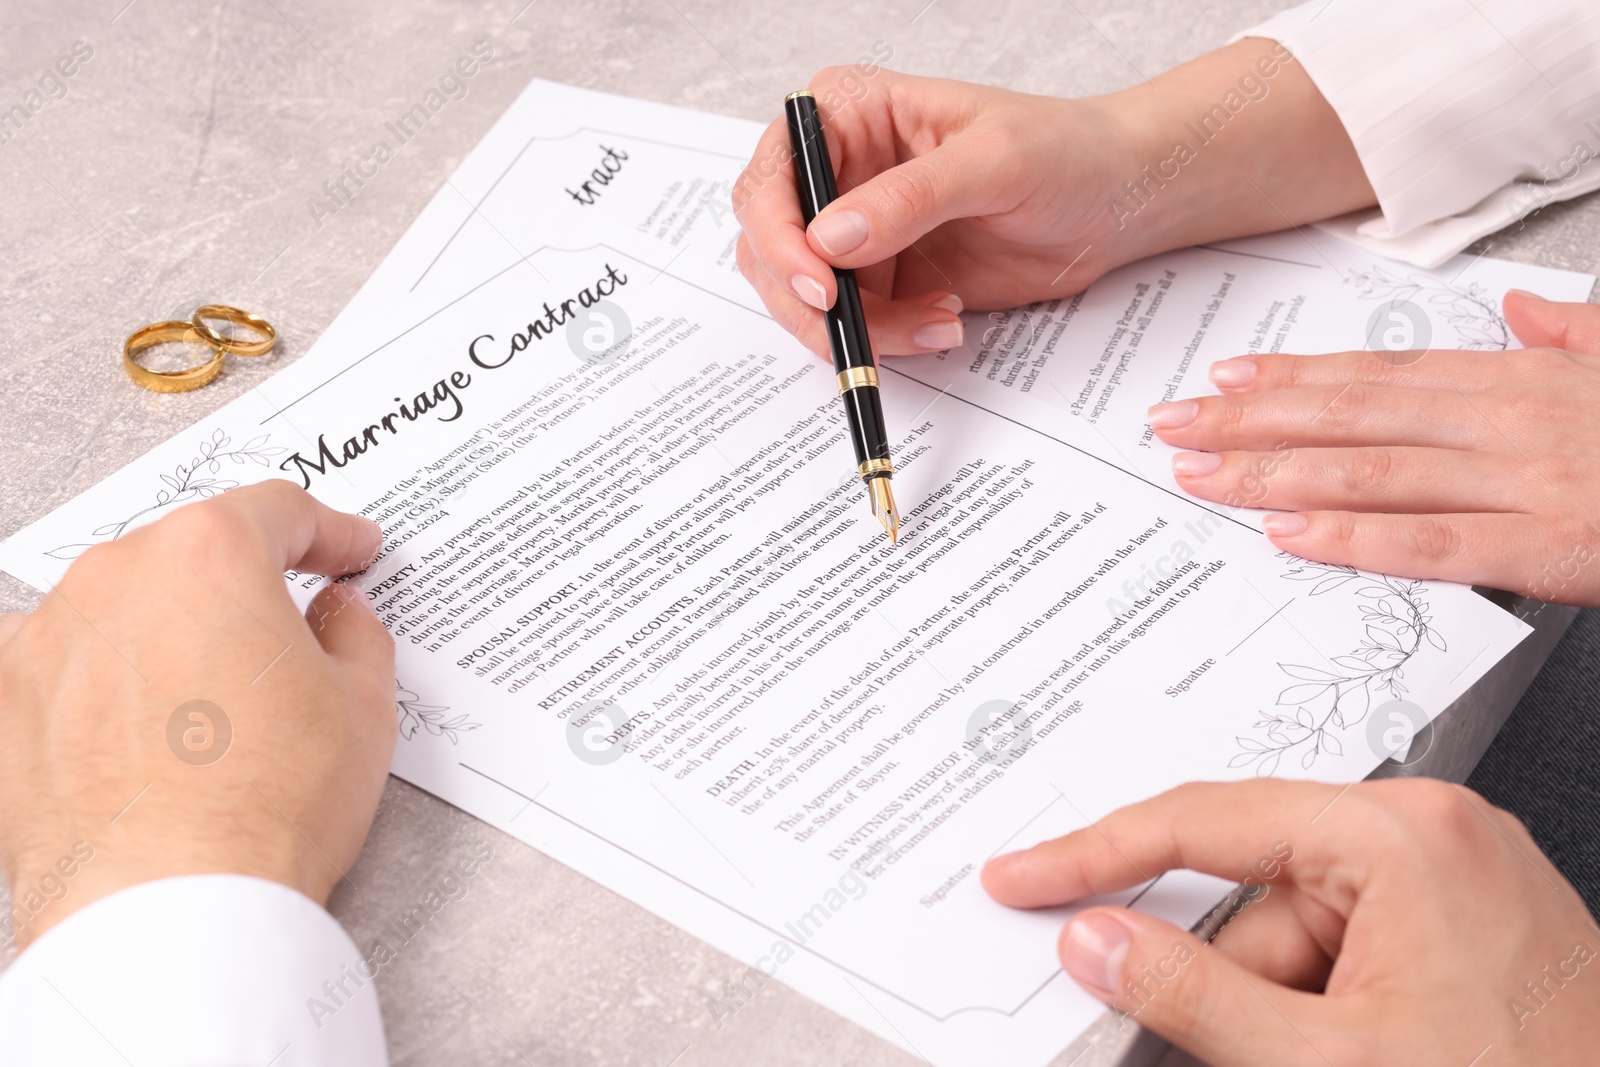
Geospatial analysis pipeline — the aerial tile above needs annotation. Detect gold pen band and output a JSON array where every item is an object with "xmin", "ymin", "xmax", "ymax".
[
  {"xmin": 836, "ymin": 366, "xmax": 879, "ymax": 394},
  {"xmin": 858, "ymin": 458, "xmax": 893, "ymax": 478},
  {"xmin": 784, "ymin": 90, "xmax": 815, "ymax": 102}
]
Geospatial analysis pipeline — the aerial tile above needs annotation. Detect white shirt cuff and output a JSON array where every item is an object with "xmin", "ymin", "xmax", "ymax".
[
  {"xmin": 0, "ymin": 874, "xmax": 387, "ymax": 1067},
  {"xmin": 1234, "ymin": 0, "xmax": 1600, "ymax": 267}
]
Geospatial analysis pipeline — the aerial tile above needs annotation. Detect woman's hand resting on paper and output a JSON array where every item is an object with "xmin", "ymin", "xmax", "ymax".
[
  {"xmin": 983, "ymin": 778, "xmax": 1600, "ymax": 1067},
  {"xmin": 734, "ymin": 38, "xmax": 1375, "ymax": 357},
  {"xmin": 0, "ymin": 481, "xmax": 394, "ymax": 949},
  {"xmin": 1154, "ymin": 291, "xmax": 1600, "ymax": 605}
]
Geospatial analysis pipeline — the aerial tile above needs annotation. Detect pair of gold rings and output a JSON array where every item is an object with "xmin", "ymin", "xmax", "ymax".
[{"xmin": 123, "ymin": 305, "xmax": 277, "ymax": 393}]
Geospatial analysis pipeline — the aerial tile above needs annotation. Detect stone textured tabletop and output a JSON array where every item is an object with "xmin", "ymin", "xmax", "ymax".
[{"xmin": 2, "ymin": 1, "xmax": 1597, "ymax": 1065}]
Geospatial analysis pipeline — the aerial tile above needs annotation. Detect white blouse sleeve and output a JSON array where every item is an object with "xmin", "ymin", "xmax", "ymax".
[
  {"xmin": 0, "ymin": 875, "xmax": 387, "ymax": 1067},
  {"xmin": 1234, "ymin": 0, "xmax": 1600, "ymax": 266}
]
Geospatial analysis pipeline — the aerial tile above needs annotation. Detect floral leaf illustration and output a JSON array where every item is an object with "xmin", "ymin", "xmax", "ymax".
[
  {"xmin": 44, "ymin": 429, "xmax": 289, "ymax": 559},
  {"xmin": 395, "ymin": 683, "xmax": 480, "ymax": 745},
  {"xmin": 1281, "ymin": 664, "xmax": 1343, "ymax": 682},
  {"xmin": 1236, "ymin": 554, "xmax": 1449, "ymax": 774},
  {"xmin": 1311, "ymin": 573, "xmax": 1361, "ymax": 595},
  {"xmin": 1344, "ymin": 265, "xmax": 1510, "ymax": 350},
  {"xmin": 1366, "ymin": 624, "xmax": 1401, "ymax": 650},
  {"xmin": 1278, "ymin": 683, "xmax": 1333, "ymax": 706}
]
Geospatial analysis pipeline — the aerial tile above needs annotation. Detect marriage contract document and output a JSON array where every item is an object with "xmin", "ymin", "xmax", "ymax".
[{"xmin": 2, "ymin": 81, "xmax": 1592, "ymax": 1066}]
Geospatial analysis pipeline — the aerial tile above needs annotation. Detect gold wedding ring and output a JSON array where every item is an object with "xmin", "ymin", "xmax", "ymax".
[
  {"xmin": 191, "ymin": 304, "xmax": 277, "ymax": 357},
  {"xmin": 123, "ymin": 321, "xmax": 229, "ymax": 393},
  {"xmin": 122, "ymin": 304, "xmax": 277, "ymax": 393}
]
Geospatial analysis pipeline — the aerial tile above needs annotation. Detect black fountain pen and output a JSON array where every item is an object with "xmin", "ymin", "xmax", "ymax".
[{"xmin": 784, "ymin": 90, "xmax": 900, "ymax": 546}]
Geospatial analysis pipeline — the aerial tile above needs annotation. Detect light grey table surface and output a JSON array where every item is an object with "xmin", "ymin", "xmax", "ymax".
[{"xmin": 2, "ymin": 1, "xmax": 1598, "ymax": 1065}]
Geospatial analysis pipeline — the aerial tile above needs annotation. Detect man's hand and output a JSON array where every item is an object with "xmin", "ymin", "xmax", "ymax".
[
  {"xmin": 1151, "ymin": 291, "xmax": 1600, "ymax": 604},
  {"xmin": 983, "ymin": 778, "xmax": 1600, "ymax": 1066},
  {"xmin": 0, "ymin": 481, "xmax": 395, "ymax": 950}
]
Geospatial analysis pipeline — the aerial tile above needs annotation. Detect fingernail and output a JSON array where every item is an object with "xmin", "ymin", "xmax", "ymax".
[
  {"xmin": 1506, "ymin": 288, "xmax": 1543, "ymax": 302},
  {"xmin": 1171, "ymin": 451, "xmax": 1222, "ymax": 476},
  {"xmin": 1146, "ymin": 400, "xmax": 1198, "ymax": 429},
  {"xmin": 1209, "ymin": 359, "xmax": 1256, "ymax": 387},
  {"xmin": 792, "ymin": 274, "xmax": 830, "ymax": 310},
  {"xmin": 338, "ymin": 582, "xmax": 376, "ymax": 614},
  {"xmin": 914, "ymin": 319, "xmax": 964, "ymax": 351},
  {"xmin": 1061, "ymin": 913, "xmax": 1130, "ymax": 999},
  {"xmin": 352, "ymin": 519, "xmax": 383, "ymax": 572},
  {"xmin": 1263, "ymin": 512, "xmax": 1308, "ymax": 537},
  {"xmin": 985, "ymin": 850, "xmax": 1024, "ymax": 874},
  {"xmin": 930, "ymin": 293, "xmax": 964, "ymax": 314},
  {"xmin": 810, "ymin": 208, "xmax": 869, "ymax": 256}
]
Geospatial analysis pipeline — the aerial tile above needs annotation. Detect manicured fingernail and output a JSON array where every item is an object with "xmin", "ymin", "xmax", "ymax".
[
  {"xmin": 1146, "ymin": 400, "xmax": 1198, "ymax": 429},
  {"xmin": 1209, "ymin": 359, "xmax": 1257, "ymax": 387},
  {"xmin": 1171, "ymin": 451, "xmax": 1222, "ymax": 476},
  {"xmin": 792, "ymin": 274, "xmax": 830, "ymax": 310},
  {"xmin": 930, "ymin": 293, "xmax": 964, "ymax": 314},
  {"xmin": 810, "ymin": 208, "xmax": 869, "ymax": 256},
  {"xmin": 914, "ymin": 319, "xmax": 964, "ymax": 351},
  {"xmin": 1263, "ymin": 512, "xmax": 1308, "ymax": 536},
  {"xmin": 1061, "ymin": 913, "xmax": 1130, "ymax": 999}
]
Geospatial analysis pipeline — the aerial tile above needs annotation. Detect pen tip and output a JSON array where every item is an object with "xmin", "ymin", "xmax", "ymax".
[{"xmin": 868, "ymin": 478, "xmax": 899, "ymax": 547}]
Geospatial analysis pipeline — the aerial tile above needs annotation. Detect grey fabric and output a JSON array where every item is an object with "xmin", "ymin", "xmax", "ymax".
[{"xmin": 1468, "ymin": 608, "xmax": 1600, "ymax": 915}]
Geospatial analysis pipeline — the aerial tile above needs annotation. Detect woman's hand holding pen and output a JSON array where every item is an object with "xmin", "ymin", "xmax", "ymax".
[
  {"xmin": 1155, "ymin": 292, "xmax": 1600, "ymax": 606},
  {"xmin": 735, "ymin": 39, "xmax": 1376, "ymax": 358},
  {"xmin": 739, "ymin": 49, "xmax": 1600, "ymax": 606},
  {"xmin": 737, "ymin": 66, "xmax": 1127, "ymax": 356}
]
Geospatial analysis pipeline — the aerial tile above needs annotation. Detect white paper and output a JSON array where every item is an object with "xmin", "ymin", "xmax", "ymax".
[{"xmin": 2, "ymin": 80, "xmax": 1586, "ymax": 1067}]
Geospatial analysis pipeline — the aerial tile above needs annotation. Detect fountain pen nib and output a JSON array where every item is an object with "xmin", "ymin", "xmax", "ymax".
[{"xmin": 868, "ymin": 477, "xmax": 900, "ymax": 546}]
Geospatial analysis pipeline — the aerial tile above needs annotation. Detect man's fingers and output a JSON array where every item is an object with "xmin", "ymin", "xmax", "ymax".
[
  {"xmin": 0, "ymin": 613, "xmax": 24, "ymax": 647},
  {"xmin": 983, "ymin": 782, "xmax": 1352, "ymax": 1065},
  {"xmin": 1209, "ymin": 889, "xmax": 1337, "ymax": 992},
  {"xmin": 304, "ymin": 583, "xmax": 395, "ymax": 680},
  {"xmin": 205, "ymin": 480, "xmax": 382, "ymax": 578},
  {"xmin": 1172, "ymin": 446, "xmax": 1532, "ymax": 514},
  {"xmin": 1261, "ymin": 510, "xmax": 1584, "ymax": 598},
  {"xmin": 981, "ymin": 780, "xmax": 1334, "ymax": 909},
  {"xmin": 1148, "ymin": 385, "xmax": 1490, "ymax": 452},
  {"xmin": 1504, "ymin": 289, "xmax": 1600, "ymax": 354},
  {"xmin": 1060, "ymin": 908, "xmax": 1332, "ymax": 1067}
]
